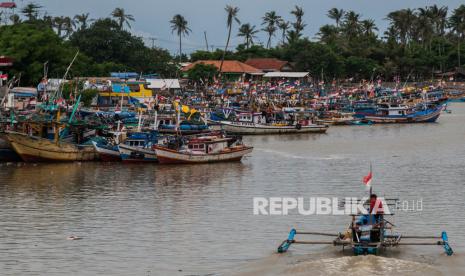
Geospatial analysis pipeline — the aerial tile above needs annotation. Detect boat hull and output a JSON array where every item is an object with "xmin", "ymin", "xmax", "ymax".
[
  {"xmin": 91, "ymin": 141, "xmax": 121, "ymax": 162},
  {"xmin": 118, "ymin": 144, "xmax": 158, "ymax": 163},
  {"xmin": 361, "ymin": 106, "xmax": 443, "ymax": 124},
  {"xmin": 5, "ymin": 131, "xmax": 97, "ymax": 162},
  {"xmin": 217, "ymin": 121, "xmax": 328, "ymax": 135},
  {"xmin": 154, "ymin": 145, "xmax": 253, "ymax": 164},
  {"xmin": 0, "ymin": 133, "xmax": 21, "ymax": 162}
]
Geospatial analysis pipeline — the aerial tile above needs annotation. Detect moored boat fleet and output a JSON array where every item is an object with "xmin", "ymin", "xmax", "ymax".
[{"xmin": 1, "ymin": 73, "xmax": 463, "ymax": 164}]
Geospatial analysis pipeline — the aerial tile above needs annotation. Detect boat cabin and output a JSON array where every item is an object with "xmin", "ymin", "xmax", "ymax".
[
  {"xmin": 124, "ymin": 131, "xmax": 158, "ymax": 148},
  {"xmin": 186, "ymin": 137, "xmax": 231, "ymax": 154},
  {"xmin": 377, "ymin": 104, "xmax": 411, "ymax": 116},
  {"xmin": 236, "ymin": 112, "xmax": 265, "ymax": 124}
]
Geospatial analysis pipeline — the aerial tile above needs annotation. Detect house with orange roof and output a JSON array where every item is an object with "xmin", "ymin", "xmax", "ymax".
[
  {"xmin": 183, "ymin": 60, "xmax": 264, "ymax": 80},
  {"xmin": 244, "ymin": 58, "xmax": 294, "ymax": 73}
]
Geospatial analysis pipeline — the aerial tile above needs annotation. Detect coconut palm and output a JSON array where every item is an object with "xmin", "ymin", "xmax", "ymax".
[
  {"xmin": 262, "ymin": 11, "xmax": 281, "ymax": 48},
  {"xmin": 219, "ymin": 5, "xmax": 240, "ymax": 74},
  {"xmin": 386, "ymin": 9, "xmax": 415, "ymax": 45},
  {"xmin": 278, "ymin": 21, "xmax": 290, "ymax": 44},
  {"xmin": 416, "ymin": 7, "xmax": 434, "ymax": 48},
  {"xmin": 343, "ymin": 11, "xmax": 361, "ymax": 39},
  {"xmin": 111, "ymin": 7, "xmax": 135, "ymax": 30},
  {"xmin": 21, "ymin": 2, "xmax": 42, "ymax": 21},
  {"xmin": 327, "ymin": 8, "xmax": 345, "ymax": 28},
  {"xmin": 170, "ymin": 14, "xmax": 191, "ymax": 64},
  {"xmin": 449, "ymin": 5, "xmax": 465, "ymax": 66},
  {"xmin": 262, "ymin": 24, "xmax": 277, "ymax": 49},
  {"xmin": 290, "ymin": 5, "xmax": 305, "ymax": 37},
  {"xmin": 238, "ymin": 23, "xmax": 259, "ymax": 49},
  {"xmin": 317, "ymin": 24, "xmax": 339, "ymax": 44},
  {"xmin": 361, "ymin": 19, "xmax": 377, "ymax": 36},
  {"xmin": 74, "ymin": 13, "xmax": 92, "ymax": 30}
]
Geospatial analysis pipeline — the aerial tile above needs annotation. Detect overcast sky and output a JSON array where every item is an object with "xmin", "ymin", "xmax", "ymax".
[{"xmin": 22, "ymin": 0, "xmax": 465, "ymax": 54}]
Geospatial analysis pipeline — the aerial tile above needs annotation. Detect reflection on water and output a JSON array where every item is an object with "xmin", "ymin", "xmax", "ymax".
[{"xmin": 0, "ymin": 103, "xmax": 465, "ymax": 275}]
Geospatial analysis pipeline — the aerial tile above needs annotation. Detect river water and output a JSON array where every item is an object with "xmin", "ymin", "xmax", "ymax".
[{"xmin": 0, "ymin": 103, "xmax": 464, "ymax": 275}]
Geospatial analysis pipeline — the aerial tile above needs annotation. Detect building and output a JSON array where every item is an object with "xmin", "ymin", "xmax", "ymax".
[
  {"xmin": 182, "ymin": 60, "xmax": 263, "ymax": 80},
  {"xmin": 244, "ymin": 58, "xmax": 294, "ymax": 72},
  {"xmin": 146, "ymin": 79, "xmax": 181, "ymax": 94}
]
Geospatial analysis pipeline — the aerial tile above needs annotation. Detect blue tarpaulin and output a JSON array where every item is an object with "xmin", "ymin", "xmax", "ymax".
[
  {"xmin": 111, "ymin": 84, "xmax": 130, "ymax": 93},
  {"xmin": 110, "ymin": 72, "xmax": 139, "ymax": 79}
]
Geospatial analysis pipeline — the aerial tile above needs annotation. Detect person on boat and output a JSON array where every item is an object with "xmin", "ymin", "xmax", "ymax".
[{"xmin": 369, "ymin": 194, "xmax": 383, "ymax": 223}]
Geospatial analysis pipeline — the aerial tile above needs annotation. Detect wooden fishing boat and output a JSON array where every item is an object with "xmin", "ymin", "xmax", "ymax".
[
  {"xmin": 5, "ymin": 131, "xmax": 97, "ymax": 162},
  {"xmin": 315, "ymin": 112, "xmax": 356, "ymax": 125},
  {"xmin": 355, "ymin": 104, "xmax": 443, "ymax": 124},
  {"xmin": 277, "ymin": 196, "xmax": 453, "ymax": 256},
  {"xmin": 118, "ymin": 131, "xmax": 159, "ymax": 162},
  {"xmin": 154, "ymin": 135, "xmax": 253, "ymax": 164},
  {"xmin": 0, "ymin": 133, "xmax": 21, "ymax": 162},
  {"xmin": 217, "ymin": 120, "xmax": 328, "ymax": 135},
  {"xmin": 91, "ymin": 141, "xmax": 121, "ymax": 162},
  {"xmin": 210, "ymin": 109, "xmax": 328, "ymax": 135}
]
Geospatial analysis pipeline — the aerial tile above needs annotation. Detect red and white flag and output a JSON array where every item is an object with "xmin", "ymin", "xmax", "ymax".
[{"xmin": 363, "ymin": 170, "xmax": 372, "ymax": 187}]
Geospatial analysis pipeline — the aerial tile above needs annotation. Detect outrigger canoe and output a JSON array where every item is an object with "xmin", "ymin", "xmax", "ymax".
[{"xmin": 277, "ymin": 197, "xmax": 453, "ymax": 256}]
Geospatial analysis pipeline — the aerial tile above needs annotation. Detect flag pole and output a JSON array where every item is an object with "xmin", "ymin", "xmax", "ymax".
[{"xmin": 369, "ymin": 162, "xmax": 373, "ymax": 196}]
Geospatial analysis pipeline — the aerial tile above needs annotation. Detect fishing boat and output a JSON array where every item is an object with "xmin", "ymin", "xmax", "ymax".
[
  {"xmin": 315, "ymin": 111, "xmax": 356, "ymax": 125},
  {"xmin": 213, "ymin": 111, "xmax": 328, "ymax": 135},
  {"xmin": 0, "ymin": 133, "xmax": 21, "ymax": 162},
  {"xmin": 92, "ymin": 140, "xmax": 120, "ymax": 162},
  {"xmin": 118, "ymin": 131, "xmax": 159, "ymax": 162},
  {"xmin": 154, "ymin": 134, "xmax": 253, "ymax": 164},
  {"xmin": 354, "ymin": 103, "xmax": 443, "ymax": 124},
  {"xmin": 277, "ymin": 196, "xmax": 453, "ymax": 256},
  {"xmin": 5, "ymin": 131, "xmax": 97, "ymax": 162}
]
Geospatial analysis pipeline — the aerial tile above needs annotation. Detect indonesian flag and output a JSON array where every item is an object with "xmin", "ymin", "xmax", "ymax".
[
  {"xmin": 363, "ymin": 171, "xmax": 372, "ymax": 187},
  {"xmin": 0, "ymin": 74, "xmax": 7, "ymax": 80}
]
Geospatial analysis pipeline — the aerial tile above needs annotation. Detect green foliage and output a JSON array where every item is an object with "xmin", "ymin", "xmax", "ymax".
[
  {"xmin": 0, "ymin": 23, "xmax": 86, "ymax": 84},
  {"xmin": 187, "ymin": 64, "xmax": 219, "ymax": 84},
  {"xmin": 80, "ymin": 89, "xmax": 98, "ymax": 107},
  {"xmin": 2, "ymin": 3, "xmax": 465, "ymax": 85}
]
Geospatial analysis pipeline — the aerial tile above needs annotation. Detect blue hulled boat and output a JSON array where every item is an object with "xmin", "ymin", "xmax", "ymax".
[{"xmin": 354, "ymin": 103, "xmax": 443, "ymax": 124}]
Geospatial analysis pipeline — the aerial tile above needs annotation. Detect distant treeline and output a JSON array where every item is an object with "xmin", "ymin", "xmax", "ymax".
[{"xmin": 0, "ymin": 3, "xmax": 464, "ymax": 85}]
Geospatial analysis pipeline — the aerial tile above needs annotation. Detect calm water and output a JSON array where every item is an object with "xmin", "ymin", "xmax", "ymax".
[{"xmin": 1, "ymin": 103, "xmax": 465, "ymax": 275}]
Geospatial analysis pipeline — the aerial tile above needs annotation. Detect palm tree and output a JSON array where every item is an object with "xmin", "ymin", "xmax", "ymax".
[
  {"xmin": 317, "ymin": 24, "xmax": 339, "ymax": 44},
  {"xmin": 416, "ymin": 7, "xmax": 434, "ymax": 49},
  {"xmin": 21, "ymin": 2, "xmax": 42, "ymax": 21},
  {"xmin": 327, "ymin": 8, "xmax": 345, "ymax": 28},
  {"xmin": 290, "ymin": 5, "xmax": 306, "ymax": 38},
  {"xmin": 170, "ymin": 14, "xmax": 191, "ymax": 64},
  {"xmin": 361, "ymin": 19, "xmax": 377, "ymax": 36},
  {"xmin": 219, "ymin": 5, "xmax": 240, "ymax": 74},
  {"xmin": 238, "ymin": 23, "xmax": 258, "ymax": 49},
  {"xmin": 262, "ymin": 24, "xmax": 277, "ymax": 48},
  {"xmin": 343, "ymin": 11, "xmax": 361, "ymax": 39},
  {"xmin": 262, "ymin": 11, "xmax": 281, "ymax": 48},
  {"xmin": 111, "ymin": 8, "xmax": 135, "ymax": 30},
  {"xmin": 74, "ymin": 13, "xmax": 92, "ymax": 30},
  {"xmin": 386, "ymin": 9, "xmax": 415, "ymax": 46},
  {"xmin": 278, "ymin": 21, "xmax": 290, "ymax": 44},
  {"xmin": 449, "ymin": 5, "xmax": 465, "ymax": 67}
]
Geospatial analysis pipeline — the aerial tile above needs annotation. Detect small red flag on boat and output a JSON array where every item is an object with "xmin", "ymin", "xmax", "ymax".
[{"xmin": 363, "ymin": 171, "xmax": 372, "ymax": 187}]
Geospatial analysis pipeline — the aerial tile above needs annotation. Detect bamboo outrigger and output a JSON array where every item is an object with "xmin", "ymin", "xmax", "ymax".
[{"xmin": 277, "ymin": 197, "xmax": 454, "ymax": 256}]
